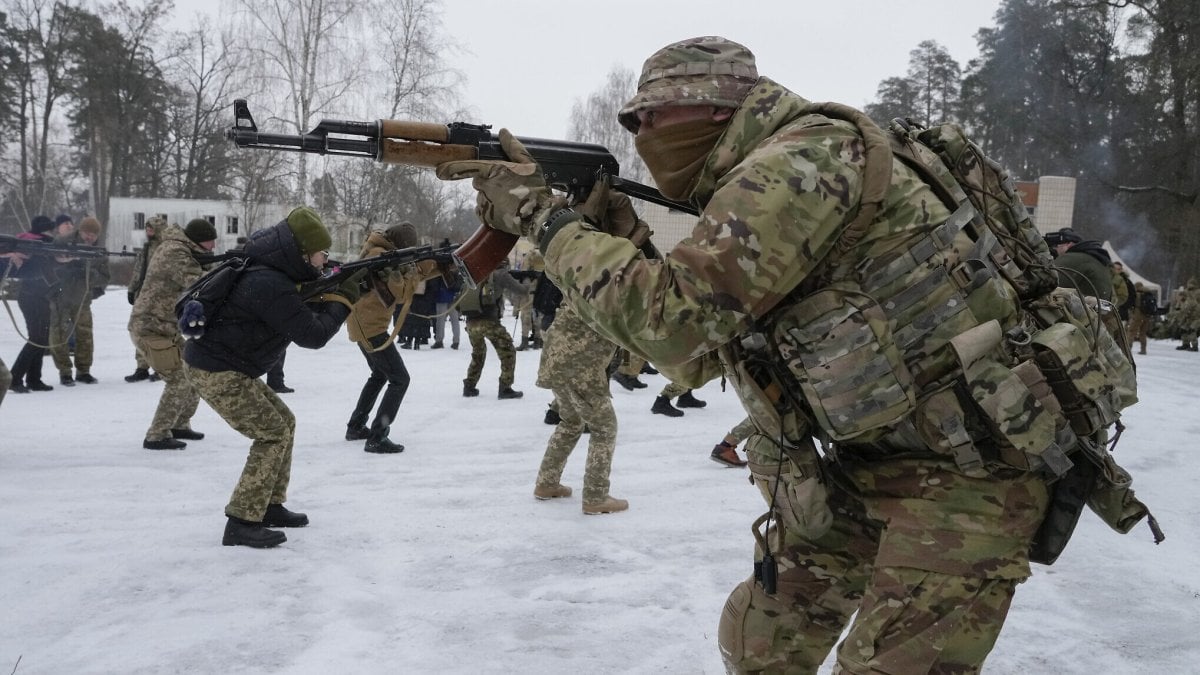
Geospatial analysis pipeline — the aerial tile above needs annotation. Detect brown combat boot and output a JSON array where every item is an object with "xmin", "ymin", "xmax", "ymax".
[
  {"xmin": 534, "ymin": 483, "xmax": 572, "ymax": 500},
  {"xmin": 710, "ymin": 442, "xmax": 747, "ymax": 467},
  {"xmin": 583, "ymin": 495, "xmax": 628, "ymax": 515}
]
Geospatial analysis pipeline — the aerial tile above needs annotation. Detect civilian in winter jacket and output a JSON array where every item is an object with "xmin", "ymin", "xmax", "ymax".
[
  {"xmin": 9, "ymin": 215, "xmax": 61, "ymax": 393},
  {"xmin": 130, "ymin": 219, "xmax": 214, "ymax": 450},
  {"xmin": 184, "ymin": 207, "xmax": 354, "ymax": 549},
  {"xmin": 344, "ymin": 223, "xmax": 439, "ymax": 454}
]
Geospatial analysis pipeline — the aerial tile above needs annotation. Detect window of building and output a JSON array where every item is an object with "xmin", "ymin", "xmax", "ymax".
[
  {"xmin": 134, "ymin": 213, "xmax": 145, "ymax": 230},
  {"xmin": 226, "ymin": 215, "xmax": 239, "ymax": 235}
]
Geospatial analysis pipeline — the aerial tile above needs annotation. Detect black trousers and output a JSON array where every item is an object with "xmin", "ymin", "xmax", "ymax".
[
  {"xmin": 11, "ymin": 294, "xmax": 51, "ymax": 386},
  {"xmin": 347, "ymin": 333, "xmax": 410, "ymax": 441}
]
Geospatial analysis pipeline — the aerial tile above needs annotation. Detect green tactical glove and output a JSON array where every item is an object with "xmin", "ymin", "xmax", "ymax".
[
  {"xmin": 435, "ymin": 129, "xmax": 560, "ymax": 239},
  {"xmin": 334, "ymin": 273, "xmax": 364, "ymax": 304}
]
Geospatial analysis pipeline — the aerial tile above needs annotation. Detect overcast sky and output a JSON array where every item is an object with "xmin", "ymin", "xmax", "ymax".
[{"xmin": 174, "ymin": 0, "xmax": 1003, "ymax": 139}]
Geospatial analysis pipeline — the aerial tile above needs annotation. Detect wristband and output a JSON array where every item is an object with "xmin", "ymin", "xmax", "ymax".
[{"xmin": 538, "ymin": 208, "xmax": 584, "ymax": 255}]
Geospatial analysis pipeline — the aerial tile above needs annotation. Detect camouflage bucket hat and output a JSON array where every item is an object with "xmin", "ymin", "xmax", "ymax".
[{"xmin": 617, "ymin": 36, "xmax": 759, "ymax": 133}]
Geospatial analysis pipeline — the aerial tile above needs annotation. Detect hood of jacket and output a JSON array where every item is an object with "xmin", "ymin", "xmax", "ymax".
[
  {"xmin": 243, "ymin": 219, "xmax": 322, "ymax": 283},
  {"xmin": 688, "ymin": 76, "xmax": 815, "ymax": 207}
]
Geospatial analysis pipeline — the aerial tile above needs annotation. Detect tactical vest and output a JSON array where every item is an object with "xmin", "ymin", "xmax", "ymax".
[{"xmin": 730, "ymin": 104, "xmax": 1137, "ymax": 483}]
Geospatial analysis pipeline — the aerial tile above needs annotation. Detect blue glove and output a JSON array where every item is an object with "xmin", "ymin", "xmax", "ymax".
[{"xmin": 178, "ymin": 299, "xmax": 207, "ymax": 339}]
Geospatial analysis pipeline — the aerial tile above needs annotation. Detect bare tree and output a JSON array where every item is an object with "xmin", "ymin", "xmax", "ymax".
[
  {"xmin": 567, "ymin": 65, "xmax": 647, "ymax": 185},
  {"xmin": 231, "ymin": 0, "xmax": 368, "ymax": 203}
]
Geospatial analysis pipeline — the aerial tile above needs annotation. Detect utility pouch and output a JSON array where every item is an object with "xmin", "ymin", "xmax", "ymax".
[
  {"xmin": 140, "ymin": 335, "xmax": 182, "ymax": 373},
  {"xmin": 948, "ymin": 321, "xmax": 1069, "ymax": 477},
  {"xmin": 746, "ymin": 438, "xmax": 833, "ymax": 541},
  {"xmin": 773, "ymin": 285, "xmax": 916, "ymax": 441}
]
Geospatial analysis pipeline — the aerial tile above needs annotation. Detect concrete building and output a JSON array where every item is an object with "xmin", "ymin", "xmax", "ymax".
[{"xmin": 105, "ymin": 197, "xmax": 291, "ymax": 254}]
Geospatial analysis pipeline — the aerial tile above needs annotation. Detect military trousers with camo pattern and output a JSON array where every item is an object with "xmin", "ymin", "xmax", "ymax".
[
  {"xmin": 133, "ymin": 335, "xmax": 199, "ymax": 441},
  {"xmin": 49, "ymin": 297, "xmax": 94, "ymax": 377},
  {"xmin": 719, "ymin": 454, "xmax": 1048, "ymax": 674},
  {"xmin": 536, "ymin": 375, "xmax": 618, "ymax": 504},
  {"xmin": 188, "ymin": 368, "xmax": 296, "ymax": 522},
  {"xmin": 464, "ymin": 318, "xmax": 517, "ymax": 389}
]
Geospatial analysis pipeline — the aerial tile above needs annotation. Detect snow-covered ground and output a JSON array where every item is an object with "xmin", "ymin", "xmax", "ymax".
[{"xmin": 1, "ymin": 291, "xmax": 1196, "ymax": 674}]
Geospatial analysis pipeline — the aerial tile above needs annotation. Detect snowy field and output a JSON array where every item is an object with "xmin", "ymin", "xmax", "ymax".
[{"xmin": 1, "ymin": 290, "xmax": 1196, "ymax": 674}]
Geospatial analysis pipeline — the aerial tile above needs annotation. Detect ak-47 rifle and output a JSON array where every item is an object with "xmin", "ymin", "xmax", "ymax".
[
  {"xmin": 0, "ymin": 233, "xmax": 137, "ymax": 259},
  {"xmin": 300, "ymin": 242, "xmax": 464, "ymax": 303},
  {"xmin": 224, "ymin": 99, "xmax": 698, "ymax": 284}
]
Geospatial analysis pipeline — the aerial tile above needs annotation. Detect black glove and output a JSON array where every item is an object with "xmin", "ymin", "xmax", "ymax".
[
  {"xmin": 92, "ymin": 287, "xmax": 106, "ymax": 300},
  {"xmin": 330, "ymin": 269, "xmax": 369, "ymax": 304},
  {"xmin": 127, "ymin": 290, "xmax": 135, "ymax": 305}
]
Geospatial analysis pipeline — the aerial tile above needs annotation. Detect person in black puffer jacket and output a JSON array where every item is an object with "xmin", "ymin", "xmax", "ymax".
[{"xmin": 184, "ymin": 207, "xmax": 357, "ymax": 549}]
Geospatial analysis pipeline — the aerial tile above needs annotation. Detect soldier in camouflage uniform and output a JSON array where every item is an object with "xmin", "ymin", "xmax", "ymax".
[
  {"xmin": 1173, "ymin": 278, "xmax": 1200, "ymax": 351},
  {"xmin": 439, "ymin": 36, "xmax": 1062, "ymax": 674},
  {"xmin": 460, "ymin": 264, "xmax": 527, "ymax": 399},
  {"xmin": 0, "ymin": 249, "xmax": 30, "ymax": 408},
  {"xmin": 533, "ymin": 302, "xmax": 626, "ymax": 514},
  {"xmin": 125, "ymin": 217, "xmax": 165, "ymax": 382},
  {"xmin": 49, "ymin": 217, "xmax": 110, "ymax": 385},
  {"xmin": 184, "ymin": 207, "xmax": 354, "ymax": 549},
  {"xmin": 129, "ymin": 219, "xmax": 213, "ymax": 450}
]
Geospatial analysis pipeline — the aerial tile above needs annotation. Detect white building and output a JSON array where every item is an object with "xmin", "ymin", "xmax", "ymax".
[{"xmin": 105, "ymin": 197, "xmax": 292, "ymax": 254}]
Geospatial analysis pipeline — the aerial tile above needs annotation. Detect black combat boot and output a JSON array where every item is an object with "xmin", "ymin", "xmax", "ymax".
[
  {"xmin": 651, "ymin": 395, "xmax": 684, "ymax": 417},
  {"xmin": 60, "ymin": 374, "xmax": 76, "ymax": 387},
  {"xmin": 463, "ymin": 380, "xmax": 480, "ymax": 397},
  {"xmin": 431, "ymin": 340, "xmax": 444, "ymax": 349},
  {"xmin": 27, "ymin": 381, "xmax": 53, "ymax": 392},
  {"xmin": 612, "ymin": 373, "xmax": 646, "ymax": 391},
  {"xmin": 346, "ymin": 425, "xmax": 371, "ymax": 441},
  {"xmin": 75, "ymin": 372, "xmax": 98, "ymax": 384},
  {"xmin": 262, "ymin": 503, "xmax": 309, "ymax": 527},
  {"xmin": 143, "ymin": 438, "xmax": 186, "ymax": 450},
  {"xmin": 125, "ymin": 367, "xmax": 150, "ymax": 383},
  {"xmin": 171, "ymin": 428, "xmax": 205, "ymax": 440},
  {"xmin": 544, "ymin": 407, "xmax": 561, "ymax": 425},
  {"xmin": 498, "ymin": 385, "xmax": 524, "ymax": 399},
  {"xmin": 222, "ymin": 517, "xmax": 286, "ymax": 548},
  {"xmin": 676, "ymin": 390, "xmax": 707, "ymax": 408},
  {"xmin": 640, "ymin": 363, "xmax": 659, "ymax": 375},
  {"xmin": 365, "ymin": 437, "xmax": 405, "ymax": 454}
]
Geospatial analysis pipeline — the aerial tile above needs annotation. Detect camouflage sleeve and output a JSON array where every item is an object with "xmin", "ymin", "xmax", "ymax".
[{"xmin": 543, "ymin": 122, "xmax": 866, "ymax": 374}]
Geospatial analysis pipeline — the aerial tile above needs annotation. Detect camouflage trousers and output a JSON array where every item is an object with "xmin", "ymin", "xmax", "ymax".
[
  {"xmin": 465, "ymin": 318, "xmax": 517, "ymax": 389},
  {"xmin": 49, "ymin": 298, "xmax": 94, "ymax": 377},
  {"xmin": 188, "ymin": 368, "xmax": 295, "ymax": 522},
  {"xmin": 719, "ymin": 456, "xmax": 1048, "ymax": 674},
  {"xmin": 537, "ymin": 376, "xmax": 618, "ymax": 504},
  {"xmin": 659, "ymin": 381, "xmax": 688, "ymax": 399},
  {"xmin": 517, "ymin": 298, "xmax": 539, "ymax": 342},
  {"xmin": 134, "ymin": 335, "xmax": 198, "ymax": 441},
  {"xmin": 0, "ymin": 357, "xmax": 10, "ymax": 409}
]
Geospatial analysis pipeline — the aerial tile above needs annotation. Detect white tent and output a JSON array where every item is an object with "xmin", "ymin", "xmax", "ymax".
[{"xmin": 1103, "ymin": 241, "xmax": 1162, "ymax": 305}]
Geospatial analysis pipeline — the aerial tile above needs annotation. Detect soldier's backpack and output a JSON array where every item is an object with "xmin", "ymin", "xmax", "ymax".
[
  {"xmin": 174, "ymin": 257, "xmax": 253, "ymax": 339},
  {"xmin": 1139, "ymin": 291, "xmax": 1157, "ymax": 315}
]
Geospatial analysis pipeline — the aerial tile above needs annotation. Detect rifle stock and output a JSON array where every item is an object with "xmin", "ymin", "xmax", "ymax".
[{"xmin": 226, "ymin": 100, "xmax": 698, "ymax": 285}]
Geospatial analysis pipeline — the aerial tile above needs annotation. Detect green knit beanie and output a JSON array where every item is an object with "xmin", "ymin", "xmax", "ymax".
[
  {"xmin": 286, "ymin": 206, "xmax": 331, "ymax": 255},
  {"xmin": 184, "ymin": 218, "xmax": 218, "ymax": 244}
]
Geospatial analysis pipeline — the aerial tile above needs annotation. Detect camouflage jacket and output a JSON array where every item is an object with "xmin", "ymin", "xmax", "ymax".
[
  {"xmin": 128, "ymin": 225, "xmax": 207, "ymax": 340},
  {"xmin": 51, "ymin": 229, "xmax": 110, "ymax": 307},
  {"xmin": 535, "ymin": 302, "xmax": 618, "ymax": 390},
  {"xmin": 544, "ymin": 77, "xmax": 952, "ymax": 386}
]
